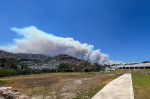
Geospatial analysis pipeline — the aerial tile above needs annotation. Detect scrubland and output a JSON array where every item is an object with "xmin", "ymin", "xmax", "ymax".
[{"xmin": 0, "ymin": 73, "xmax": 118, "ymax": 99}]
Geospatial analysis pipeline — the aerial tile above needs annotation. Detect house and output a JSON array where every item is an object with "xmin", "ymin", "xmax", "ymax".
[{"xmin": 104, "ymin": 67, "xmax": 115, "ymax": 72}]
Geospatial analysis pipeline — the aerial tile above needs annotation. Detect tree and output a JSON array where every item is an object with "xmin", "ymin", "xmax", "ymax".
[{"xmin": 58, "ymin": 63, "xmax": 73, "ymax": 72}]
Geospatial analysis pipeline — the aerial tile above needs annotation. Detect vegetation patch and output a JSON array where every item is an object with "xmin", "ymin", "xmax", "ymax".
[
  {"xmin": 132, "ymin": 75, "xmax": 150, "ymax": 99},
  {"xmin": 0, "ymin": 80, "xmax": 9, "ymax": 85}
]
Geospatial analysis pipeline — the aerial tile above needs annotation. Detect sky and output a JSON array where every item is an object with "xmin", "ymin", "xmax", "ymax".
[{"xmin": 0, "ymin": 0, "xmax": 150, "ymax": 63}]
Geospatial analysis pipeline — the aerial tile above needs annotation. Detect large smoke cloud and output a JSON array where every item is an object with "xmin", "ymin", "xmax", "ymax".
[{"xmin": 0, "ymin": 26, "xmax": 116, "ymax": 64}]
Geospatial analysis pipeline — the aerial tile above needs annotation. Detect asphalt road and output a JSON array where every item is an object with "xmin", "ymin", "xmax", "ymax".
[{"xmin": 92, "ymin": 73, "xmax": 134, "ymax": 99}]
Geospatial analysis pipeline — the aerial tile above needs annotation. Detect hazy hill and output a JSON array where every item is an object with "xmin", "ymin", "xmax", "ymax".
[
  {"xmin": 0, "ymin": 50, "xmax": 52, "ymax": 61},
  {"xmin": 0, "ymin": 50, "xmax": 100, "ymax": 72}
]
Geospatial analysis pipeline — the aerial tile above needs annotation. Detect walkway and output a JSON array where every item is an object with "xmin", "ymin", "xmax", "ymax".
[{"xmin": 92, "ymin": 73, "xmax": 134, "ymax": 99}]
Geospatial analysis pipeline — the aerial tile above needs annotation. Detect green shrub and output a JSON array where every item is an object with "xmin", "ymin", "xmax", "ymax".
[
  {"xmin": 0, "ymin": 69, "xmax": 16, "ymax": 77},
  {"xmin": 0, "ymin": 80, "xmax": 8, "ymax": 85}
]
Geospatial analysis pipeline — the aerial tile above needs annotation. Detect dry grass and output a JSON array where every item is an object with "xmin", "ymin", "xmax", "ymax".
[{"xmin": 0, "ymin": 73, "xmax": 118, "ymax": 99}]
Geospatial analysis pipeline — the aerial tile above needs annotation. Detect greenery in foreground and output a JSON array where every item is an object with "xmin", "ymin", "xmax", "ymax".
[
  {"xmin": 0, "ymin": 58, "xmax": 106, "ymax": 77},
  {"xmin": 132, "ymin": 75, "xmax": 150, "ymax": 99},
  {"xmin": 0, "ymin": 64, "xmax": 103, "ymax": 77}
]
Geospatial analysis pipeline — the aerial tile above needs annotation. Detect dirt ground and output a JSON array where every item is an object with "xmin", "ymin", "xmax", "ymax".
[{"xmin": 0, "ymin": 73, "xmax": 118, "ymax": 99}]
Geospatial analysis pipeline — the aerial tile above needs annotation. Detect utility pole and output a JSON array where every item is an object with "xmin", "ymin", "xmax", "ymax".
[
  {"xmin": 124, "ymin": 65, "xmax": 126, "ymax": 73},
  {"xmin": 131, "ymin": 66, "xmax": 133, "ymax": 74}
]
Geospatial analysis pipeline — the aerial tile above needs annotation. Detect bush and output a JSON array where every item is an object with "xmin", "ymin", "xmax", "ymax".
[
  {"xmin": 58, "ymin": 63, "xmax": 73, "ymax": 72},
  {"xmin": 0, "ymin": 80, "xmax": 8, "ymax": 85},
  {"xmin": 84, "ymin": 69, "xmax": 89, "ymax": 72},
  {"xmin": 0, "ymin": 69, "xmax": 16, "ymax": 77}
]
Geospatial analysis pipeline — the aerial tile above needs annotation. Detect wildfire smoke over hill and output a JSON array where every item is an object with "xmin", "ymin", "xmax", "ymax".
[{"xmin": 0, "ymin": 26, "xmax": 116, "ymax": 65}]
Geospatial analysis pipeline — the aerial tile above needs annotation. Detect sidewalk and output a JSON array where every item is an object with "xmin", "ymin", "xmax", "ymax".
[{"xmin": 92, "ymin": 73, "xmax": 134, "ymax": 99}]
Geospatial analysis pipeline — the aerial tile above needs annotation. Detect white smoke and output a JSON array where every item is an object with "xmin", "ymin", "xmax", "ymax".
[{"xmin": 0, "ymin": 26, "xmax": 117, "ymax": 64}]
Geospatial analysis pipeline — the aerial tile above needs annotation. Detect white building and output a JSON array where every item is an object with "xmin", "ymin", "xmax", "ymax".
[{"xmin": 116, "ymin": 63, "xmax": 150, "ymax": 69}]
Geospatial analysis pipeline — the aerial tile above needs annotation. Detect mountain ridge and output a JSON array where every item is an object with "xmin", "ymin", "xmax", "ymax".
[
  {"xmin": 0, "ymin": 50, "xmax": 102, "ymax": 72},
  {"xmin": 0, "ymin": 50, "xmax": 52, "ymax": 61}
]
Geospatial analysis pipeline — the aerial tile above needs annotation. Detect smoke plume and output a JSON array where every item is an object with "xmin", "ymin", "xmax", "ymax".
[{"xmin": 0, "ymin": 26, "xmax": 116, "ymax": 64}]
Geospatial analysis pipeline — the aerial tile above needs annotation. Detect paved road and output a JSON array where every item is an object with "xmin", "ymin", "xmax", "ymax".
[{"xmin": 92, "ymin": 73, "xmax": 134, "ymax": 99}]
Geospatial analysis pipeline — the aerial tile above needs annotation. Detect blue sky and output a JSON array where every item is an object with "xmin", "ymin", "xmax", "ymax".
[{"xmin": 0, "ymin": 0, "xmax": 150, "ymax": 63}]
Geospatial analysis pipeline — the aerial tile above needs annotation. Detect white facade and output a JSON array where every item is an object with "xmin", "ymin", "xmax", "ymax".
[{"xmin": 116, "ymin": 63, "xmax": 150, "ymax": 69}]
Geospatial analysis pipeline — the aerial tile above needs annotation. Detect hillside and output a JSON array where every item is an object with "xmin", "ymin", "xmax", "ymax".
[
  {"xmin": 52, "ymin": 54, "xmax": 99, "ymax": 71},
  {"xmin": 0, "ymin": 50, "xmax": 101, "ymax": 72},
  {"xmin": 0, "ymin": 50, "xmax": 52, "ymax": 61}
]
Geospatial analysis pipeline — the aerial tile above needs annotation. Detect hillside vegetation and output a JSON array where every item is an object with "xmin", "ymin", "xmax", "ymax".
[{"xmin": 0, "ymin": 50, "xmax": 108, "ymax": 77}]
